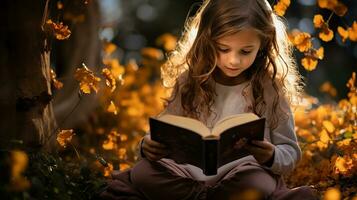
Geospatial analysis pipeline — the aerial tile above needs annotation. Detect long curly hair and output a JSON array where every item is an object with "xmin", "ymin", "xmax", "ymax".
[{"xmin": 161, "ymin": 0, "xmax": 303, "ymax": 129}]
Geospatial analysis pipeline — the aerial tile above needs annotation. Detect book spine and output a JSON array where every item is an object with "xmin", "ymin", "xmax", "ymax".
[{"xmin": 203, "ymin": 138, "xmax": 218, "ymax": 175}]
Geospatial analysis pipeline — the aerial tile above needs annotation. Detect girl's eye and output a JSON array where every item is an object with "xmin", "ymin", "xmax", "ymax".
[
  {"xmin": 218, "ymin": 48, "xmax": 230, "ymax": 53},
  {"xmin": 241, "ymin": 50, "xmax": 252, "ymax": 55}
]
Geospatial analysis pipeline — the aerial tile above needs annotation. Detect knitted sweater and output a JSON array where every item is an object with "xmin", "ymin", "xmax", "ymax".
[{"xmin": 139, "ymin": 77, "xmax": 301, "ymax": 183}]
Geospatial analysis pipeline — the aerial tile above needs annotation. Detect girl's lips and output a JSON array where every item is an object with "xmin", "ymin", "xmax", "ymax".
[{"xmin": 225, "ymin": 66, "xmax": 240, "ymax": 71}]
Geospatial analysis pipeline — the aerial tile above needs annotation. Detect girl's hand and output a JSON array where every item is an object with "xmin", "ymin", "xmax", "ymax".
[
  {"xmin": 141, "ymin": 134, "xmax": 169, "ymax": 161},
  {"xmin": 235, "ymin": 138, "xmax": 275, "ymax": 165}
]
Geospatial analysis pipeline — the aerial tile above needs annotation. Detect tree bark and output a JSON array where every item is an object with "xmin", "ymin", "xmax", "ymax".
[{"xmin": 0, "ymin": 0, "xmax": 56, "ymax": 150}]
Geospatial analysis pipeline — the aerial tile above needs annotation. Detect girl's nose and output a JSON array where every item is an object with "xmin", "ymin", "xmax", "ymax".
[{"xmin": 229, "ymin": 54, "xmax": 240, "ymax": 66}]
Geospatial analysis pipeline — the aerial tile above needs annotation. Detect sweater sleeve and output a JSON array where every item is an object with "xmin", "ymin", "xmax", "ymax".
[
  {"xmin": 136, "ymin": 132, "xmax": 150, "ymax": 159},
  {"xmin": 262, "ymin": 96, "xmax": 302, "ymax": 175}
]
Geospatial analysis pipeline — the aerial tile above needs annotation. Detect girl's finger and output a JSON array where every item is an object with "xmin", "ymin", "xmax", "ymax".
[
  {"xmin": 146, "ymin": 147, "xmax": 169, "ymax": 155},
  {"xmin": 244, "ymin": 144, "xmax": 267, "ymax": 155},
  {"xmin": 144, "ymin": 151, "xmax": 160, "ymax": 161},
  {"xmin": 146, "ymin": 138, "xmax": 167, "ymax": 149},
  {"xmin": 251, "ymin": 140, "xmax": 271, "ymax": 148}
]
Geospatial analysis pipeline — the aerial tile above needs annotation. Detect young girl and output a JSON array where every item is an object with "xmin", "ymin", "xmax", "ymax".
[{"xmin": 100, "ymin": 0, "xmax": 319, "ymax": 199}]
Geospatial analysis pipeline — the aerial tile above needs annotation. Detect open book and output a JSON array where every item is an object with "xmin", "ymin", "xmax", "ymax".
[{"xmin": 149, "ymin": 113, "xmax": 265, "ymax": 175}]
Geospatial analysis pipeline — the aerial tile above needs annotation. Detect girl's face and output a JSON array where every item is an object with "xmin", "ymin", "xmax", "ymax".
[{"xmin": 215, "ymin": 28, "xmax": 261, "ymax": 78}]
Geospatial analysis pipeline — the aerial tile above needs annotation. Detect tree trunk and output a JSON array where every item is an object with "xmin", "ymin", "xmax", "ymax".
[{"xmin": 0, "ymin": 0, "xmax": 56, "ymax": 150}]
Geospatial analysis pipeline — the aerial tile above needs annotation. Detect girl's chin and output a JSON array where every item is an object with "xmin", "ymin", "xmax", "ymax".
[{"xmin": 223, "ymin": 70, "xmax": 242, "ymax": 77}]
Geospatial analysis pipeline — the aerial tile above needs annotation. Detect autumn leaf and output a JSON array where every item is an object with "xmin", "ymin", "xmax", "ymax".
[
  {"xmin": 102, "ymin": 68, "xmax": 117, "ymax": 92},
  {"xmin": 273, "ymin": 0, "xmax": 290, "ymax": 16},
  {"xmin": 333, "ymin": 2, "xmax": 347, "ymax": 16},
  {"xmin": 45, "ymin": 19, "xmax": 71, "ymax": 40},
  {"xmin": 107, "ymin": 100, "xmax": 118, "ymax": 115},
  {"xmin": 102, "ymin": 58, "xmax": 125, "ymax": 79},
  {"xmin": 319, "ymin": 27, "xmax": 334, "ymax": 42},
  {"xmin": 102, "ymin": 130, "xmax": 119, "ymax": 150},
  {"xmin": 313, "ymin": 14, "xmax": 334, "ymax": 42},
  {"xmin": 74, "ymin": 63, "xmax": 101, "ymax": 94},
  {"xmin": 301, "ymin": 47, "xmax": 324, "ymax": 71},
  {"xmin": 337, "ymin": 26, "xmax": 349, "ymax": 42},
  {"xmin": 103, "ymin": 163, "xmax": 113, "ymax": 177},
  {"xmin": 301, "ymin": 57, "xmax": 318, "ymax": 71},
  {"xmin": 118, "ymin": 148, "xmax": 127, "ymax": 159},
  {"xmin": 10, "ymin": 150, "xmax": 30, "ymax": 191},
  {"xmin": 141, "ymin": 47, "xmax": 164, "ymax": 60},
  {"xmin": 57, "ymin": 129, "xmax": 75, "ymax": 148},
  {"xmin": 57, "ymin": 1, "xmax": 63, "ymax": 9},
  {"xmin": 348, "ymin": 21, "xmax": 357, "ymax": 42},
  {"xmin": 313, "ymin": 14, "xmax": 325, "ymax": 28},
  {"xmin": 50, "ymin": 69, "xmax": 63, "ymax": 89},
  {"xmin": 320, "ymin": 81, "xmax": 337, "ymax": 97},
  {"xmin": 323, "ymin": 120, "xmax": 335, "ymax": 133},
  {"xmin": 323, "ymin": 187, "xmax": 341, "ymax": 200},
  {"xmin": 103, "ymin": 42, "xmax": 117, "ymax": 55},
  {"xmin": 317, "ymin": 0, "xmax": 347, "ymax": 16},
  {"xmin": 119, "ymin": 163, "xmax": 131, "ymax": 171},
  {"xmin": 292, "ymin": 32, "xmax": 312, "ymax": 52},
  {"xmin": 334, "ymin": 156, "xmax": 353, "ymax": 175},
  {"xmin": 156, "ymin": 33, "xmax": 177, "ymax": 51}
]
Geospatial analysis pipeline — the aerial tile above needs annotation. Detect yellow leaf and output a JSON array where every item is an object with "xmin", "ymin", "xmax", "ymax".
[
  {"xmin": 301, "ymin": 57, "xmax": 318, "ymax": 71},
  {"xmin": 319, "ymin": 27, "xmax": 334, "ymax": 42},
  {"xmin": 45, "ymin": 19, "xmax": 71, "ymax": 40},
  {"xmin": 323, "ymin": 187, "xmax": 341, "ymax": 200},
  {"xmin": 337, "ymin": 26, "xmax": 349, "ymax": 42},
  {"xmin": 9, "ymin": 150, "xmax": 30, "ymax": 191},
  {"xmin": 102, "ymin": 140, "xmax": 115, "ymax": 150},
  {"xmin": 103, "ymin": 42, "xmax": 117, "ymax": 55},
  {"xmin": 315, "ymin": 47, "xmax": 324, "ymax": 60},
  {"xmin": 120, "ymin": 134, "xmax": 128, "ymax": 142},
  {"xmin": 322, "ymin": 120, "xmax": 335, "ymax": 133},
  {"xmin": 293, "ymin": 32, "xmax": 312, "ymax": 52},
  {"xmin": 320, "ymin": 129, "xmax": 331, "ymax": 144},
  {"xmin": 107, "ymin": 100, "xmax": 118, "ymax": 115},
  {"xmin": 50, "ymin": 69, "xmax": 63, "ymax": 89},
  {"xmin": 57, "ymin": 1, "xmax": 63, "ymax": 10},
  {"xmin": 320, "ymin": 81, "xmax": 337, "ymax": 97},
  {"xmin": 118, "ymin": 148, "xmax": 127, "ymax": 159},
  {"xmin": 318, "ymin": 0, "xmax": 347, "ymax": 16},
  {"xmin": 348, "ymin": 21, "xmax": 357, "ymax": 41},
  {"xmin": 103, "ymin": 163, "xmax": 113, "ymax": 177},
  {"xmin": 102, "ymin": 68, "xmax": 117, "ymax": 92},
  {"xmin": 141, "ymin": 47, "xmax": 164, "ymax": 60},
  {"xmin": 74, "ymin": 63, "xmax": 101, "ymax": 94},
  {"xmin": 103, "ymin": 58, "xmax": 125, "ymax": 78},
  {"xmin": 57, "ymin": 129, "xmax": 75, "ymax": 147},
  {"xmin": 333, "ymin": 2, "xmax": 347, "ymax": 16},
  {"xmin": 156, "ymin": 33, "xmax": 177, "ymax": 51},
  {"xmin": 313, "ymin": 14, "xmax": 324, "ymax": 28},
  {"xmin": 274, "ymin": 1, "xmax": 289, "ymax": 16},
  {"xmin": 11, "ymin": 150, "xmax": 28, "ymax": 179},
  {"xmin": 119, "ymin": 163, "xmax": 131, "ymax": 171},
  {"xmin": 334, "ymin": 156, "xmax": 353, "ymax": 174}
]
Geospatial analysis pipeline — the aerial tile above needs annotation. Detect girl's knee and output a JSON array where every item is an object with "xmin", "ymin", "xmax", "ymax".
[
  {"xmin": 130, "ymin": 159, "xmax": 152, "ymax": 186},
  {"xmin": 232, "ymin": 170, "xmax": 277, "ymax": 195},
  {"xmin": 130, "ymin": 159, "xmax": 166, "ymax": 187}
]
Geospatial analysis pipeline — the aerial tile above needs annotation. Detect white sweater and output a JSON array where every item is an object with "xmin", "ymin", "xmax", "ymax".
[{"xmin": 139, "ymin": 79, "xmax": 302, "ymax": 183}]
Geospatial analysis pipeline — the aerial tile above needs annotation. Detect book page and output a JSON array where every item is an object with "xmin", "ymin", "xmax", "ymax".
[
  {"xmin": 212, "ymin": 113, "xmax": 259, "ymax": 136},
  {"xmin": 157, "ymin": 114, "xmax": 211, "ymax": 137}
]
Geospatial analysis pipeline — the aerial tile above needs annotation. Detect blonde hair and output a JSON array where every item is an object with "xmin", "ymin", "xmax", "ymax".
[{"xmin": 161, "ymin": 0, "xmax": 303, "ymax": 129}]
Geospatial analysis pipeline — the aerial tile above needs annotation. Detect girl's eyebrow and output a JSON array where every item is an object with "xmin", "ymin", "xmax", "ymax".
[{"xmin": 217, "ymin": 43, "xmax": 256, "ymax": 48}]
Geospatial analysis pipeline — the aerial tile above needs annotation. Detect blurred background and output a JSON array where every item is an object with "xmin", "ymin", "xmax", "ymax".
[{"xmin": 1, "ymin": 0, "xmax": 356, "ymax": 198}]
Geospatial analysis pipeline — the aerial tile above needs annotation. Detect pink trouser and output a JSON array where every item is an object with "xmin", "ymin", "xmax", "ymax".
[{"xmin": 100, "ymin": 158, "xmax": 319, "ymax": 200}]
